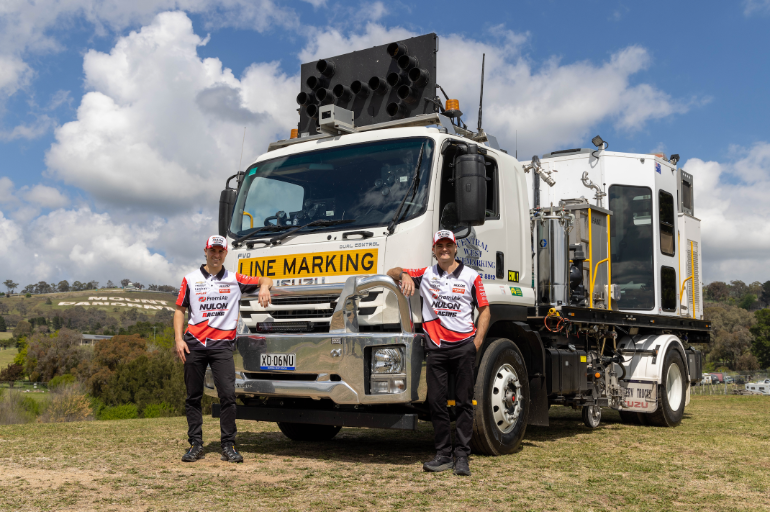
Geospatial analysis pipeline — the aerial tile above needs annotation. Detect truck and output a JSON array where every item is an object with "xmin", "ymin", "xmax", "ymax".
[{"xmin": 204, "ymin": 33, "xmax": 709, "ymax": 454}]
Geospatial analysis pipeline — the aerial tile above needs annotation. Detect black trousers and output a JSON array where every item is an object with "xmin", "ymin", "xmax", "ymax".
[
  {"xmin": 183, "ymin": 348, "xmax": 237, "ymax": 446},
  {"xmin": 426, "ymin": 341, "xmax": 476, "ymax": 458}
]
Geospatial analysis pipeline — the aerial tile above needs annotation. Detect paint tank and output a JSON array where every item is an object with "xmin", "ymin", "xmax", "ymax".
[{"xmin": 535, "ymin": 211, "xmax": 571, "ymax": 306}]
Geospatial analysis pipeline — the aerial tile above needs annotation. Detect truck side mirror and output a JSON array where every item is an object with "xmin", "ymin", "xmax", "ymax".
[
  {"xmin": 218, "ymin": 189, "xmax": 237, "ymax": 237},
  {"xmin": 454, "ymin": 144, "xmax": 487, "ymax": 226}
]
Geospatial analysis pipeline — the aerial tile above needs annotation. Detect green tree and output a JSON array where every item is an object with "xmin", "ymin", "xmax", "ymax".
[
  {"xmin": 3, "ymin": 280, "xmax": 18, "ymax": 295},
  {"xmin": 750, "ymin": 309, "xmax": 770, "ymax": 369},
  {"xmin": 13, "ymin": 320, "xmax": 32, "ymax": 339},
  {"xmin": 704, "ymin": 306, "xmax": 757, "ymax": 370},
  {"xmin": 0, "ymin": 316, "xmax": 6, "ymax": 332},
  {"xmin": 57, "ymin": 280, "xmax": 70, "ymax": 292},
  {"xmin": 739, "ymin": 293, "xmax": 758, "ymax": 311}
]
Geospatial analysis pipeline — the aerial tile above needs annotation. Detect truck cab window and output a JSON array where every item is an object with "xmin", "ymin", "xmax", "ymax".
[
  {"xmin": 229, "ymin": 138, "xmax": 434, "ymax": 236},
  {"xmin": 659, "ymin": 190, "xmax": 675, "ymax": 256},
  {"xmin": 661, "ymin": 266, "xmax": 677, "ymax": 311},
  {"xmin": 609, "ymin": 185, "xmax": 654, "ymax": 310}
]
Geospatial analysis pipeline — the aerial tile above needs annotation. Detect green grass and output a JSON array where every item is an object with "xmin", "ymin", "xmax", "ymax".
[
  {"xmin": 0, "ymin": 333, "xmax": 12, "ymax": 340},
  {"xmin": 1, "ymin": 289, "xmax": 176, "ymax": 320},
  {"xmin": 0, "ymin": 395, "xmax": 769, "ymax": 511},
  {"xmin": 0, "ymin": 348, "xmax": 18, "ymax": 368}
]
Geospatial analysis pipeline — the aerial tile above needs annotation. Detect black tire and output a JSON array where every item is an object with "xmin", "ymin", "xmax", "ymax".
[
  {"xmin": 277, "ymin": 422, "xmax": 342, "ymax": 441},
  {"xmin": 618, "ymin": 410, "xmax": 641, "ymax": 425},
  {"xmin": 647, "ymin": 348, "xmax": 687, "ymax": 427},
  {"xmin": 582, "ymin": 405, "xmax": 601, "ymax": 428},
  {"xmin": 471, "ymin": 338, "xmax": 530, "ymax": 456}
]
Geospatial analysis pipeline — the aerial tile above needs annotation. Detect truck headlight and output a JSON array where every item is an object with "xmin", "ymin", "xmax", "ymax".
[
  {"xmin": 372, "ymin": 347, "xmax": 403, "ymax": 374},
  {"xmin": 370, "ymin": 378, "xmax": 406, "ymax": 394}
]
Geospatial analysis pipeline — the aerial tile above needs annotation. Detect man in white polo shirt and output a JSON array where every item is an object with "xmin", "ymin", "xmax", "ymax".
[
  {"xmin": 387, "ymin": 230, "xmax": 490, "ymax": 476},
  {"xmin": 174, "ymin": 235, "xmax": 273, "ymax": 463}
]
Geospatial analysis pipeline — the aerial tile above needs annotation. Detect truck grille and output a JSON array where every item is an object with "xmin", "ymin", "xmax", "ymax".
[{"xmin": 239, "ymin": 291, "xmax": 382, "ymax": 334}]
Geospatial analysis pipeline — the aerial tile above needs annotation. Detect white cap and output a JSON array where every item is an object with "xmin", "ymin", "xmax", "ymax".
[
  {"xmin": 205, "ymin": 235, "xmax": 227, "ymax": 250},
  {"xmin": 432, "ymin": 230, "xmax": 456, "ymax": 246}
]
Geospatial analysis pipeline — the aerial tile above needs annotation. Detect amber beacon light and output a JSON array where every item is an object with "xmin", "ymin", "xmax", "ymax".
[
  {"xmin": 445, "ymin": 99, "xmax": 460, "ymax": 111},
  {"xmin": 290, "ymin": 129, "xmax": 298, "ymax": 139}
]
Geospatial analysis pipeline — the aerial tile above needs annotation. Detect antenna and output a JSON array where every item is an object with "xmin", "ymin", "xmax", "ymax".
[
  {"xmin": 516, "ymin": 130, "xmax": 518, "ymax": 159},
  {"xmin": 477, "ymin": 53, "xmax": 485, "ymax": 133},
  {"xmin": 237, "ymin": 127, "xmax": 246, "ymax": 173}
]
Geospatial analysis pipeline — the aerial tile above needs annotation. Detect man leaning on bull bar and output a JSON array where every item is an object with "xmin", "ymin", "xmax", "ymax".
[
  {"xmin": 387, "ymin": 230, "xmax": 490, "ymax": 476},
  {"xmin": 174, "ymin": 235, "xmax": 273, "ymax": 463}
]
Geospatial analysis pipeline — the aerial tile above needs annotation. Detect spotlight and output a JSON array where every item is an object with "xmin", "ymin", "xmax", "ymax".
[
  {"xmin": 397, "ymin": 54, "xmax": 419, "ymax": 71},
  {"xmin": 386, "ymin": 71, "xmax": 407, "ymax": 88},
  {"xmin": 316, "ymin": 59, "xmax": 336, "ymax": 78},
  {"xmin": 591, "ymin": 135, "xmax": 605, "ymax": 148},
  {"xmin": 386, "ymin": 42, "xmax": 408, "ymax": 58},
  {"xmin": 333, "ymin": 84, "xmax": 353, "ymax": 101},
  {"xmin": 368, "ymin": 76, "xmax": 388, "ymax": 94},
  {"xmin": 296, "ymin": 91, "xmax": 315, "ymax": 106},
  {"xmin": 306, "ymin": 104, "xmax": 319, "ymax": 119},
  {"xmin": 306, "ymin": 76, "xmax": 327, "ymax": 90},
  {"xmin": 315, "ymin": 87, "xmax": 333, "ymax": 104},
  {"xmin": 386, "ymin": 101, "xmax": 409, "ymax": 118},
  {"xmin": 350, "ymin": 80, "xmax": 371, "ymax": 98},
  {"xmin": 670, "ymin": 154, "xmax": 680, "ymax": 165},
  {"xmin": 408, "ymin": 67, "xmax": 430, "ymax": 87},
  {"xmin": 397, "ymin": 84, "xmax": 419, "ymax": 104}
]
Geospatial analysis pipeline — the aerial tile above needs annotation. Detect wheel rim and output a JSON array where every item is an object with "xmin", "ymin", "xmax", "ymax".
[
  {"xmin": 666, "ymin": 361, "xmax": 683, "ymax": 411},
  {"xmin": 586, "ymin": 405, "xmax": 601, "ymax": 427},
  {"xmin": 491, "ymin": 363, "xmax": 523, "ymax": 434}
]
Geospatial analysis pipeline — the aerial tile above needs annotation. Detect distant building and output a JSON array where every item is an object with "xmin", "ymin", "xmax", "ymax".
[
  {"xmin": 81, "ymin": 334, "xmax": 114, "ymax": 346},
  {"xmin": 124, "ymin": 282, "xmax": 138, "ymax": 291}
]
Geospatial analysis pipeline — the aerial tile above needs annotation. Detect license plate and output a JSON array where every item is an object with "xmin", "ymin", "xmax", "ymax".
[
  {"xmin": 260, "ymin": 353, "xmax": 296, "ymax": 371},
  {"xmin": 620, "ymin": 381, "xmax": 658, "ymax": 412}
]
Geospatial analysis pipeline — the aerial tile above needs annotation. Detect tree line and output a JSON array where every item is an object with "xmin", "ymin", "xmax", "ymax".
[
  {"xmin": 704, "ymin": 280, "xmax": 770, "ymax": 311},
  {"xmin": 2, "ymin": 279, "xmax": 178, "ymax": 296}
]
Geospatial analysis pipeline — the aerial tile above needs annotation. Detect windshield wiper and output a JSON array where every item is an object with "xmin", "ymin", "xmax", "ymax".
[
  {"xmin": 387, "ymin": 142, "xmax": 425, "ymax": 235},
  {"xmin": 232, "ymin": 225, "xmax": 291, "ymax": 247},
  {"xmin": 269, "ymin": 219, "xmax": 356, "ymax": 245}
]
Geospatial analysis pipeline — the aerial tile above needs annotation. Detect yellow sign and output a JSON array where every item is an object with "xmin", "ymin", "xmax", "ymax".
[
  {"xmin": 508, "ymin": 270, "xmax": 520, "ymax": 282},
  {"xmin": 238, "ymin": 249, "xmax": 379, "ymax": 278}
]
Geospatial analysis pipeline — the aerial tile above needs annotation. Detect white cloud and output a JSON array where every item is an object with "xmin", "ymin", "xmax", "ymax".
[
  {"xmin": 0, "ymin": 115, "xmax": 56, "ymax": 140},
  {"xmin": 45, "ymin": 11, "xmax": 297, "ymax": 214},
  {"xmin": 22, "ymin": 184, "xmax": 69, "ymax": 209},
  {"xmin": 685, "ymin": 142, "xmax": 770, "ymax": 283},
  {"xmin": 0, "ymin": 54, "xmax": 32, "ymax": 99},
  {"xmin": 744, "ymin": 0, "xmax": 770, "ymax": 15}
]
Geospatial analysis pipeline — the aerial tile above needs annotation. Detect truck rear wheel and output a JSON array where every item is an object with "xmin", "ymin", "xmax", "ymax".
[
  {"xmin": 277, "ymin": 422, "xmax": 342, "ymax": 441},
  {"xmin": 471, "ymin": 338, "xmax": 529, "ymax": 456},
  {"xmin": 647, "ymin": 348, "xmax": 687, "ymax": 427}
]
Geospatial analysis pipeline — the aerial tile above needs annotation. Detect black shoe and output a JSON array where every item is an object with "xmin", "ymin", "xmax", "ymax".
[
  {"xmin": 423, "ymin": 454, "xmax": 454, "ymax": 472},
  {"xmin": 221, "ymin": 443, "xmax": 243, "ymax": 463},
  {"xmin": 182, "ymin": 443, "xmax": 205, "ymax": 462},
  {"xmin": 453, "ymin": 456, "xmax": 471, "ymax": 476}
]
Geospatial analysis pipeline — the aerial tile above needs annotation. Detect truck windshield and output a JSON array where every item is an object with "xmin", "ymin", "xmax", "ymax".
[{"xmin": 230, "ymin": 138, "xmax": 435, "ymax": 237}]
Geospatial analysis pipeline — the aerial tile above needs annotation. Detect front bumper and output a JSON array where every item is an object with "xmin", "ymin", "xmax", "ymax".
[{"xmin": 204, "ymin": 275, "xmax": 428, "ymax": 404}]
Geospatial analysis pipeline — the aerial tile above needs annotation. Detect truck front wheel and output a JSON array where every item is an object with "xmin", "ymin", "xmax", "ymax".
[
  {"xmin": 471, "ymin": 338, "xmax": 530, "ymax": 456},
  {"xmin": 277, "ymin": 422, "xmax": 342, "ymax": 441}
]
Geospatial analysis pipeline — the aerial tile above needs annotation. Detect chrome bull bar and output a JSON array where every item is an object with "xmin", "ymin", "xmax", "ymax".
[{"xmin": 205, "ymin": 275, "xmax": 427, "ymax": 404}]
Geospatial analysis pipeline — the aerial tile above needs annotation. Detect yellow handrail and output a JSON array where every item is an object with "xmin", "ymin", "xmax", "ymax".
[
  {"xmin": 607, "ymin": 215, "xmax": 612, "ymax": 310},
  {"xmin": 679, "ymin": 240, "xmax": 695, "ymax": 319},
  {"xmin": 591, "ymin": 257, "xmax": 609, "ymax": 303},
  {"xmin": 588, "ymin": 208, "xmax": 593, "ymax": 307},
  {"xmin": 243, "ymin": 212, "xmax": 254, "ymax": 229}
]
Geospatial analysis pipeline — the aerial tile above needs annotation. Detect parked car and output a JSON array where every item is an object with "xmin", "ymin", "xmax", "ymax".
[{"xmin": 725, "ymin": 376, "xmax": 734, "ymax": 384}]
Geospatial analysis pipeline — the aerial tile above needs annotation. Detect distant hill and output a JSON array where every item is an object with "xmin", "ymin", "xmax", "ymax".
[{"xmin": 0, "ymin": 289, "xmax": 178, "ymax": 331}]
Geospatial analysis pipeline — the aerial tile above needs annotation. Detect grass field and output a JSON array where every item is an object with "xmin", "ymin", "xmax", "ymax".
[
  {"xmin": 1, "ymin": 395, "xmax": 769, "ymax": 511},
  {"xmin": 0, "ymin": 348, "xmax": 17, "ymax": 369}
]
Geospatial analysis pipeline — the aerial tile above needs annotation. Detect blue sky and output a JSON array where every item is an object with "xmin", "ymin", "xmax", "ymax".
[{"xmin": 1, "ymin": 0, "xmax": 769, "ymax": 287}]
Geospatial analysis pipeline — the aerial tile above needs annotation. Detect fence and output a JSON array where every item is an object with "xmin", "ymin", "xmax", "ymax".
[{"xmin": 0, "ymin": 381, "xmax": 49, "ymax": 392}]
